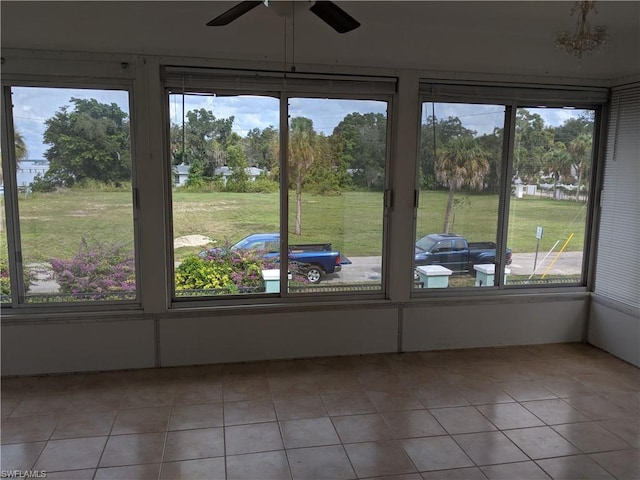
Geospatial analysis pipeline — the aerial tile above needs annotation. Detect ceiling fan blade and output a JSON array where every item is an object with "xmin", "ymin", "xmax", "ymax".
[
  {"xmin": 309, "ymin": 1, "xmax": 360, "ymax": 33},
  {"xmin": 207, "ymin": 1, "xmax": 263, "ymax": 26}
]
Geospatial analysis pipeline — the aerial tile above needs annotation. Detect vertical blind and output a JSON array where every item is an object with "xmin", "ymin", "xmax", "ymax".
[{"xmin": 594, "ymin": 83, "xmax": 640, "ymax": 308}]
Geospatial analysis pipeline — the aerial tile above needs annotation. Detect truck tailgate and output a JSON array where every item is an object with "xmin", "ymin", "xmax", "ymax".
[{"xmin": 340, "ymin": 255, "xmax": 352, "ymax": 265}]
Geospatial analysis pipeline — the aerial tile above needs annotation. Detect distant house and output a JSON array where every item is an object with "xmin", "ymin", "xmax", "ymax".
[
  {"xmin": 173, "ymin": 164, "xmax": 266, "ymax": 187},
  {"xmin": 173, "ymin": 163, "xmax": 191, "ymax": 186},
  {"xmin": 214, "ymin": 166, "xmax": 265, "ymax": 186}
]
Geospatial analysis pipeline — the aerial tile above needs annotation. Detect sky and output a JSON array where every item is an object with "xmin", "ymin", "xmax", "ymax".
[{"xmin": 12, "ymin": 86, "xmax": 586, "ymax": 160}]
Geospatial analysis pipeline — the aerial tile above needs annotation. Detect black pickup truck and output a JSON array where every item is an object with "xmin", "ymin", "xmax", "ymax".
[{"xmin": 415, "ymin": 233, "xmax": 512, "ymax": 273}]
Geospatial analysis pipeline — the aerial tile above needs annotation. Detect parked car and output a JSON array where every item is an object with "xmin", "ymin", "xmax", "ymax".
[
  {"xmin": 201, "ymin": 233, "xmax": 351, "ymax": 283},
  {"xmin": 415, "ymin": 233, "xmax": 512, "ymax": 273}
]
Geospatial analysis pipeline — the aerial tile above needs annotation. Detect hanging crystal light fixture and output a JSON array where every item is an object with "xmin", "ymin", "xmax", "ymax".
[{"xmin": 556, "ymin": 0, "xmax": 608, "ymax": 59}]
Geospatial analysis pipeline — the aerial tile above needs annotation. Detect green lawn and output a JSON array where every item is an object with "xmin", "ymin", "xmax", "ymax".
[{"xmin": 1, "ymin": 188, "xmax": 588, "ymax": 263}]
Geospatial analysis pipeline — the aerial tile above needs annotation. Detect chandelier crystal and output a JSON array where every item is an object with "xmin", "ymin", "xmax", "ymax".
[{"xmin": 556, "ymin": 1, "xmax": 608, "ymax": 59}]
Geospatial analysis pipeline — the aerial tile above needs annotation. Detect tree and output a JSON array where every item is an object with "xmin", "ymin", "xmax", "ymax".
[
  {"xmin": 436, "ymin": 137, "xmax": 489, "ymax": 233},
  {"xmin": 37, "ymin": 98, "xmax": 130, "ymax": 188},
  {"xmin": 245, "ymin": 126, "xmax": 278, "ymax": 171},
  {"xmin": 419, "ymin": 115, "xmax": 476, "ymax": 189},
  {"xmin": 225, "ymin": 142, "xmax": 249, "ymax": 192},
  {"xmin": 0, "ymin": 130, "xmax": 28, "ymax": 185},
  {"xmin": 543, "ymin": 142, "xmax": 573, "ymax": 199},
  {"xmin": 289, "ymin": 117, "xmax": 317, "ymax": 235},
  {"xmin": 513, "ymin": 109, "xmax": 554, "ymax": 183},
  {"xmin": 332, "ymin": 112, "xmax": 387, "ymax": 189},
  {"xmin": 567, "ymin": 133, "xmax": 593, "ymax": 202}
]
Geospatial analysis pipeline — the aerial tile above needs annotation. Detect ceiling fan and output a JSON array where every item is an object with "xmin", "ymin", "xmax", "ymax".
[{"xmin": 206, "ymin": 1, "xmax": 361, "ymax": 34}]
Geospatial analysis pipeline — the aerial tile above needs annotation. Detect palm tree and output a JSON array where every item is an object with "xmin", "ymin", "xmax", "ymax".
[
  {"xmin": 289, "ymin": 117, "xmax": 317, "ymax": 235},
  {"xmin": 568, "ymin": 133, "xmax": 592, "ymax": 202},
  {"xmin": 543, "ymin": 142, "xmax": 573, "ymax": 200},
  {"xmin": 436, "ymin": 137, "xmax": 489, "ymax": 233},
  {"xmin": 0, "ymin": 130, "xmax": 28, "ymax": 184}
]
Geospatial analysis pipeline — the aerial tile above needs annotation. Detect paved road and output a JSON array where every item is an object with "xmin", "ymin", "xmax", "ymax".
[{"xmin": 324, "ymin": 251, "xmax": 583, "ymax": 283}]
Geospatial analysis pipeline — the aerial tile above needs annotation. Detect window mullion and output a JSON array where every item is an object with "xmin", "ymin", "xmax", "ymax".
[
  {"xmin": 1, "ymin": 86, "xmax": 26, "ymax": 305},
  {"xmin": 495, "ymin": 104, "xmax": 517, "ymax": 287},
  {"xmin": 280, "ymin": 93, "xmax": 290, "ymax": 296}
]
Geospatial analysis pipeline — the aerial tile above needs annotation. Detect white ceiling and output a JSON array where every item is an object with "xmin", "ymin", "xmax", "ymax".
[{"xmin": 2, "ymin": 1, "xmax": 639, "ymax": 82}]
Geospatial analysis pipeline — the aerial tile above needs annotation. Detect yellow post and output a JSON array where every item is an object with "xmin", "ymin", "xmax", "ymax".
[{"xmin": 541, "ymin": 233, "xmax": 574, "ymax": 279}]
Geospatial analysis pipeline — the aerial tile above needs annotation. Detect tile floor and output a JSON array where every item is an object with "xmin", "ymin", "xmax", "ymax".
[{"xmin": 1, "ymin": 342, "xmax": 639, "ymax": 480}]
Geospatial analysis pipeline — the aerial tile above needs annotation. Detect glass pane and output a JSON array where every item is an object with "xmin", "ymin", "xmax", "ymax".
[
  {"xmin": 11, "ymin": 87, "xmax": 136, "ymax": 303},
  {"xmin": 170, "ymin": 93, "xmax": 281, "ymax": 297},
  {"xmin": 415, "ymin": 102, "xmax": 506, "ymax": 289},
  {"xmin": 507, "ymin": 107, "xmax": 594, "ymax": 286},
  {"xmin": 287, "ymin": 98, "xmax": 388, "ymax": 294}
]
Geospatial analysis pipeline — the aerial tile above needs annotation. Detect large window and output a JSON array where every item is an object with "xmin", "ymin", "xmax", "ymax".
[
  {"xmin": 167, "ymin": 71, "xmax": 392, "ymax": 300},
  {"xmin": 1, "ymin": 86, "xmax": 137, "ymax": 305},
  {"xmin": 413, "ymin": 84, "xmax": 604, "ymax": 292},
  {"xmin": 415, "ymin": 102, "xmax": 505, "ymax": 289}
]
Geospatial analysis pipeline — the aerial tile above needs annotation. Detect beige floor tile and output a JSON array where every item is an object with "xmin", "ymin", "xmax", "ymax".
[
  {"xmin": 164, "ymin": 427, "xmax": 225, "ymax": 461},
  {"xmin": 382, "ymin": 410, "xmax": 446, "ymax": 439},
  {"xmin": 169, "ymin": 402, "xmax": 224, "ymax": 430},
  {"xmin": 455, "ymin": 382, "xmax": 514, "ymax": 405},
  {"xmin": 226, "ymin": 450, "xmax": 291, "ymax": 480},
  {"xmin": 0, "ymin": 441, "xmax": 46, "ymax": 471},
  {"xmin": 111, "ymin": 406, "xmax": 170, "ymax": 434},
  {"xmin": 120, "ymin": 385, "xmax": 174, "ymax": 409},
  {"xmin": 34, "ymin": 436, "xmax": 107, "ymax": 471},
  {"xmin": 357, "ymin": 370, "xmax": 406, "ymax": 392},
  {"xmin": 34, "ymin": 374, "xmax": 86, "ymax": 394},
  {"xmin": 223, "ymin": 378, "xmax": 272, "ymax": 402},
  {"xmin": 496, "ymin": 380, "xmax": 558, "ymax": 402},
  {"xmin": 452, "ymin": 431, "xmax": 528, "ymax": 466},
  {"xmin": 345, "ymin": 440, "xmax": 417, "ymax": 477},
  {"xmin": 286, "ymin": 445, "xmax": 356, "ymax": 480},
  {"xmin": 312, "ymin": 373, "xmax": 363, "ymax": 394},
  {"xmin": 321, "ymin": 391, "xmax": 377, "ymax": 416},
  {"xmin": 365, "ymin": 389, "xmax": 425, "ymax": 412},
  {"xmin": 11, "ymin": 394, "xmax": 73, "ymax": 417},
  {"xmin": 225, "ymin": 422, "xmax": 284, "ymax": 455},
  {"xmin": 45, "ymin": 469, "xmax": 96, "ymax": 479},
  {"xmin": 95, "ymin": 463, "xmax": 161, "ymax": 480},
  {"xmin": 224, "ymin": 399, "xmax": 276, "ymax": 425},
  {"xmin": 590, "ymin": 448, "xmax": 640, "ymax": 480},
  {"xmin": 99, "ymin": 433, "xmax": 166, "ymax": 467},
  {"xmin": 274, "ymin": 395, "xmax": 328, "ymax": 420},
  {"xmin": 537, "ymin": 454, "xmax": 615, "ymax": 480},
  {"xmin": 52, "ymin": 411, "xmax": 116, "ymax": 439},
  {"xmin": 333, "ymin": 413, "xmax": 395, "ymax": 443},
  {"xmin": 68, "ymin": 390, "xmax": 124, "ymax": 414},
  {"xmin": 269, "ymin": 376, "xmax": 318, "ymax": 399},
  {"xmin": 598, "ymin": 417, "xmax": 640, "ymax": 448},
  {"xmin": 401, "ymin": 436, "xmax": 474, "ymax": 472},
  {"xmin": 420, "ymin": 467, "xmax": 487, "ymax": 479},
  {"xmin": 521, "ymin": 398, "xmax": 591, "ymax": 425},
  {"xmin": 1, "ymin": 415, "xmax": 59, "ymax": 444},
  {"xmin": 553, "ymin": 422, "xmax": 631, "ymax": 453},
  {"xmin": 161, "ymin": 457, "xmax": 226, "ymax": 480},
  {"xmin": 429, "ymin": 406, "xmax": 497, "ymax": 435},
  {"xmin": 173, "ymin": 382, "xmax": 223, "ymax": 405},
  {"xmin": 412, "ymin": 385, "xmax": 470, "ymax": 409},
  {"xmin": 540, "ymin": 377, "xmax": 600, "ymax": 398},
  {"xmin": 480, "ymin": 461, "xmax": 551, "ymax": 479},
  {"xmin": 476, "ymin": 402, "xmax": 545, "ymax": 430},
  {"xmin": 564, "ymin": 394, "xmax": 630, "ymax": 420},
  {"xmin": 503, "ymin": 426, "xmax": 581, "ymax": 459},
  {"xmin": 280, "ymin": 417, "xmax": 340, "ymax": 449}
]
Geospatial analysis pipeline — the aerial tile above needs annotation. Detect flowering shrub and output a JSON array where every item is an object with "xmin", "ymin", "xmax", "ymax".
[
  {"xmin": 176, "ymin": 247, "xmax": 267, "ymax": 294},
  {"xmin": 50, "ymin": 241, "xmax": 135, "ymax": 300},
  {"xmin": 0, "ymin": 256, "xmax": 36, "ymax": 299}
]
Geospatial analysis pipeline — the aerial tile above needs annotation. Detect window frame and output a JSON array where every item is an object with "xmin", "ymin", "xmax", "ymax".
[
  {"xmin": 164, "ymin": 69, "xmax": 396, "ymax": 306},
  {"xmin": 0, "ymin": 78, "xmax": 141, "ymax": 311},
  {"xmin": 412, "ymin": 82, "xmax": 607, "ymax": 296}
]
